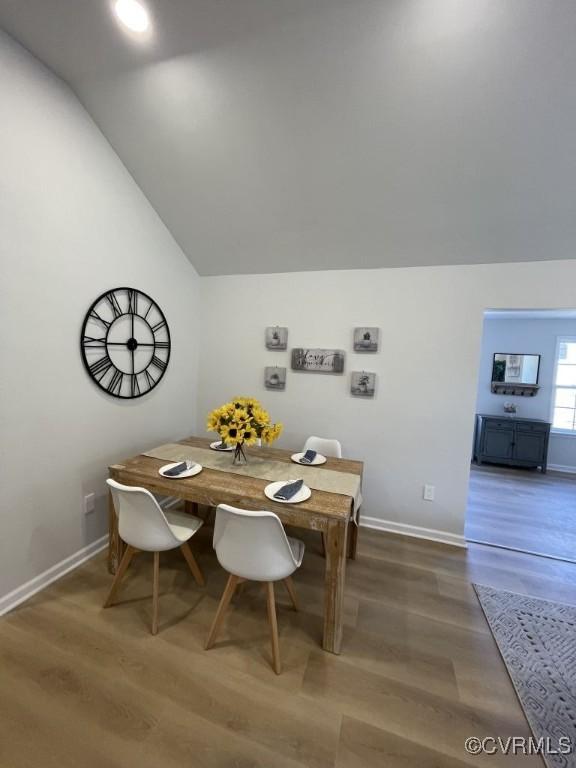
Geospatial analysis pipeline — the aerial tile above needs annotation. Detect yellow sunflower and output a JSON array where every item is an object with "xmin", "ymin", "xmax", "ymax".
[
  {"xmin": 241, "ymin": 427, "xmax": 259, "ymax": 446},
  {"xmin": 233, "ymin": 396, "xmax": 261, "ymax": 411},
  {"xmin": 221, "ymin": 422, "xmax": 246, "ymax": 445},
  {"xmin": 232, "ymin": 408, "xmax": 250, "ymax": 424},
  {"xmin": 252, "ymin": 407, "xmax": 270, "ymax": 425}
]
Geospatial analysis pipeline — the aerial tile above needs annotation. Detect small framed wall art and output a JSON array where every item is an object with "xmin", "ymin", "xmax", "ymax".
[
  {"xmin": 351, "ymin": 371, "xmax": 376, "ymax": 397},
  {"xmin": 265, "ymin": 327, "xmax": 288, "ymax": 350},
  {"xmin": 265, "ymin": 366, "xmax": 286, "ymax": 390},
  {"xmin": 353, "ymin": 327, "xmax": 379, "ymax": 352},
  {"xmin": 291, "ymin": 348, "xmax": 345, "ymax": 374}
]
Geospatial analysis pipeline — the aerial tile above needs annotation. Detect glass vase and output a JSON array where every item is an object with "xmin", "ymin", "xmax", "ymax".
[{"xmin": 232, "ymin": 441, "xmax": 248, "ymax": 465}]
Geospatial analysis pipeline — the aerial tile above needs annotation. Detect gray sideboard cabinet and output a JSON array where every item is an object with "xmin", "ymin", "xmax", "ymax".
[{"xmin": 474, "ymin": 414, "xmax": 551, "ymax": 473}]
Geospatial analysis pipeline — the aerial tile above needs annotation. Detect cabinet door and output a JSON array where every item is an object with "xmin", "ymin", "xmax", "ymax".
[
  {"xmin": 513, "ymin": 431, "xmax": 546, "ymax": 464},
  {"xmin": 482, "ymin": 427, "xmax": 514, "ymax": 460}
]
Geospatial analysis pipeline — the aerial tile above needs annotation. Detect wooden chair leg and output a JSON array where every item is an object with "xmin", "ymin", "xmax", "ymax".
[
  {"xmin": 180, "ymin": 542, "xmax": 205, "ymax": 586},
  {"xmin": 320, "ymin": 533, "xmax": 326, "ymax": 558},
  {"xmin": 103, "ymin": 545, "xmax": 136, "ymax": 608},
  {"xmin": 283, "ymin": 576, "xmax": 299, "ymax": 610},
  {"xmin": 266, "ymin": 582, "xmax": 282, "ymax": 675},
  {"xmin": 152, "ymin": 552, "xmax": 160, "ymax": 635},
  {"xmin": 205, "ymin": 574, "xmax": 240, "ymax": 649}
]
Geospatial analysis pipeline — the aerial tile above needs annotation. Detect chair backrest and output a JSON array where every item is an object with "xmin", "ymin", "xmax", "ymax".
[
  {"xmin": 213, "ymin": 504, "xmax": 299, "ymax": 581},
  {"xmin": 107, "ymin": 479, "xmax": 179, "ymax": 552},
  {"xmin": 303, "ymin": 435, "xmax": 343, "ymax": 459}
]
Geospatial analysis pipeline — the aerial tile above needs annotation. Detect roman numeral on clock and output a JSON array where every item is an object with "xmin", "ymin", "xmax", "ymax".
[
  {"xmin": 89, "ymin": 356, "xmax": 113, "ymax": 381},
  {"xmin": 130, "ymin": 374, "xmax": 141, "ymax": 397},
  {"xmin": 127, "ymin": 289, "xmax": 138, "ymax": 314},
  {"xmin": 107, "ymin": 369, "xmax": 123, "ymax": 396},
  {"xmin": 151, "ymin": 355, "xmax": 167, "ymax": 372},
  {"xmin": 82, "ymin": 335, "xmax": 106, "ymax": 348},
  {"xmin": 89, "ymin": 310, "xmax": 110, "ymax": 328},
  {"xmin": 106, "ymin": 292, "xmax": 123, "ymax": 318},
  {"xmin": 144, "ymin": 370, "xmax": 156, "ymax": 389}
]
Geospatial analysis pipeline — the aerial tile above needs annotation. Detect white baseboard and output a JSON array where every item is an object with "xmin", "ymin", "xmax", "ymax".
[
  {"xmin": 547, "ymin": 463, "xmax": 576, "ymax": 474},
  {"xmin": 0, "ymin": 535, "xmax": 108, "ymax": 617},
  {"xmin": 360, "ymin": 516, "xmax": 467, "ymax": 548}
]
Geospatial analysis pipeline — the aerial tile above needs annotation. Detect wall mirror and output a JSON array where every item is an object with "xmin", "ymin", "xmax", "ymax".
[
  {"xmin": 491, "ymin": 353, "xmax": 540, "ymax": 385},
  {"xmin": 491, "ymin": 353, "xmax": 541, "ymax": 396}
]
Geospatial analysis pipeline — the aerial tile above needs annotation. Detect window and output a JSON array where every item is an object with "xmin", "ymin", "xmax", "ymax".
[{"xmin": 552, "ymin": 337, "xmax": 576, "ymax": 432}]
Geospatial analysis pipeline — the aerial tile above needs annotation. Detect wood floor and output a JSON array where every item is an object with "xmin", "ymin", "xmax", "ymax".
[
  {"xmin": 466, "ymin": 463, "xmax": 576, "ymax": 562},
  {"xmin": 2, "ymin": 524, "xmax": 576, "ymax": 767}
]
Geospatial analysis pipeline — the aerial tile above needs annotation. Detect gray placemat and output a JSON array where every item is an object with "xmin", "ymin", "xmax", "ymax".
[{"xmin": 143, "ymin": 443, "xmax": 362, "ymax": 510}]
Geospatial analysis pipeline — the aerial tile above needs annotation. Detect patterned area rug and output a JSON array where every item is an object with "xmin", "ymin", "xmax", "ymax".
[{"xmin": 474, "ymin": 585, "xmax": 576, "ymax": 767}]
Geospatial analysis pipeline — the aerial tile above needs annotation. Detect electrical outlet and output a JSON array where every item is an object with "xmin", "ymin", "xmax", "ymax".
[
  {"xmin": 84, "ymin": 493, "xmax": 95, "ymax": 515},
  {"xmin": 423, "ymin": 484, "xmax": 435, "ymax": 502}
]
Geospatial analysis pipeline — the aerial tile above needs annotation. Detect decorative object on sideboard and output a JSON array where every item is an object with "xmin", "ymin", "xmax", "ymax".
[
  {"xmin": 291, "ymin": 348, "xmax": 345, "ymax": 374},
  {"xmin": 353, "ymin": 327, "xmax": 379, "ymax": 352},
  {"xmin": 503, "ymin": 402, "xmax": 518, "ymax": 414},
  {"xmin": 265, "ymin": 367, "xmax": 286, "ymax": 390},
  {"xmin": 491, "ymin": 352, "xmax": 540, "ymax": 396},
  {"xmin": 206, "ymin": 397, "xmax": 283, "ymax": 464},
  {"xmin": 265, "ymin": 326, "xmax": 288, "ymax": 350},
  {"xmin": 351, "ymin": 371, "xmax": 376, "ymax": 398},
  {"xmin": 81, "ymin": 287, "xmax": 170, "ymax": 399}
]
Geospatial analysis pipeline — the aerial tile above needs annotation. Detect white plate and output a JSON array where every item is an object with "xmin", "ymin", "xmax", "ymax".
[
  {"xmin": 290, "ymin": 452, "xmax": 327, "ymax": 466},
  {"xmin": 159, "ymin": 462, "xmax": 203, "ymax": 479},
  {"xmin": 210, "ymin": 440, "xmax": 235, "ymax": 452},
  {"xmin": 264, "ymin": 480, "xmax": 312, "ymax": 504}
]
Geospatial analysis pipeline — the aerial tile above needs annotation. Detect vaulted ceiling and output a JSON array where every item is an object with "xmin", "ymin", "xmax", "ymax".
[{"xmin": 1, "ymin": 0, "xmax": 576, "ymax": 275}]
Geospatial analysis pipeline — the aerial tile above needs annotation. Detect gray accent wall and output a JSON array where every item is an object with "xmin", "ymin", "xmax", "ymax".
[{"xmin": 476, "ymin": 316, "xmax": 576, "ymax": 470}]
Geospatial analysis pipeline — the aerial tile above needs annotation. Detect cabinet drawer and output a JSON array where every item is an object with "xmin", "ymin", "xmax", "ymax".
[
  {"xmin": 483, "ymin": 419, "xmax": 515, "ymax": 431},
  {"xmin": 516, "ymin": 422, "xmax": 549, "ymax": 434}
]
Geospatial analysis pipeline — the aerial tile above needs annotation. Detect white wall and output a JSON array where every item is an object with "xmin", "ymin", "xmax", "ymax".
[
  {"xmin": 0, "ymin": 31, "xmax": 200, "ymax": 603},
  {"xmin": 198, "ymin": 261, "xmax": 576, "ymax": 543},
  {"xmin": 476, "ymin": 316, "xmax": 576, "ymax": 469}
]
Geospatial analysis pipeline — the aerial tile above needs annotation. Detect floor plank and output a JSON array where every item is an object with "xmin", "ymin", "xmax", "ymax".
[
  {"xmin": 1, "ymin": 524, "xmax": 566, "ymax": 767},
  {"xmin": 466, "ymin": 463, "xmax": 576, "ymax": 562}
]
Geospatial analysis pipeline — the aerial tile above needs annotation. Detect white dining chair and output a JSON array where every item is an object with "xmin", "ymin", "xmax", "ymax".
[
  {"xmin": 303, "ymin": 435, "xmax": 361, "ymax": 558},
  {"xmin": 104, "ymin": 479, "xmax": 205, "ymax": 634},
  {"xmin": 205, "ymin": 504, "xmax": 305, "ymax": 674},
  {"xmin": 303, "ymin": 435, "xmax": 343, "ymax": 459}
]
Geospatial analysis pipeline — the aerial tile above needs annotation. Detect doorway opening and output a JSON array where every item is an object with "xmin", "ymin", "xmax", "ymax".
[{"xmin": 465, "ymin": 309, "xmax": 576, "ymax": 563}]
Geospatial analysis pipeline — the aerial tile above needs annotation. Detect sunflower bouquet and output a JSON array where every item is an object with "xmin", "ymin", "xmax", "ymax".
[{"xmin": 206, "ymin": 396, "xmax": 283, "ymax": 464}]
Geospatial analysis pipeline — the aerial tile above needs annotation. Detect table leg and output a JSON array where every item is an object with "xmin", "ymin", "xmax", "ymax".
[
  {"xmin": 323, "ymin": 519, "xmax": 348, "ymax": 654},
  {"xmin": 347, "ymin": 521, "xmax": 359, "ymax": 560},
  {"xmin": 184, "ymin": 501, "xmax": 199, "ymax": 516},
  {"xmin": 108, "ymin": 490, "xmax": 123, "ymax": 575}
]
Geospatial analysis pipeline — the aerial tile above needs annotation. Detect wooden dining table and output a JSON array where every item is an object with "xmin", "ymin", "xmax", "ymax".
[{"xmin": 108, "ymin": 436, "xmax": 363, "ymax": 654}]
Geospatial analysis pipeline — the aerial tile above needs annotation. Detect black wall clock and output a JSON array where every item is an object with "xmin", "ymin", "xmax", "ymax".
[{"xmin": 81, "ymin": 287, "xmax": 171, "ymax": 399}]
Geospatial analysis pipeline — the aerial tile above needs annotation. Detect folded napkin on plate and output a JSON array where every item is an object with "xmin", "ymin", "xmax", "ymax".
[
  {"xmin": 274, "ymin": 478, "xmax": 304, "ymax": 501},
  {"xmin": 164, "ymin": 461, "xmax": 191, "ymax": 476},
  {"xmin": 300, "ymin": 449, "xmax": 317, "ymax": 464}
]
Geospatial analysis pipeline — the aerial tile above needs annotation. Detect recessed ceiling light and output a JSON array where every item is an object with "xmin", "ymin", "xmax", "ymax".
[{"xmin": 114, "ymin": 0, "xmax": 150, "ymax": 33}]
